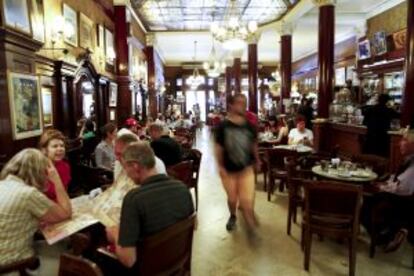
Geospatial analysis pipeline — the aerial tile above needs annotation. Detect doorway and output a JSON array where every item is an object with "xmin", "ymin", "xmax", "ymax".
[{"xmin": 186, "ymin": 90, "xmax": 206, "ymax": 122}]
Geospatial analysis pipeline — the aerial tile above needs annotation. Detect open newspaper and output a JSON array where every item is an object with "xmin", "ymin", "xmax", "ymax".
[{"xmin": 41, "ymin": 171, "xmax": 135, "ymax": 245}]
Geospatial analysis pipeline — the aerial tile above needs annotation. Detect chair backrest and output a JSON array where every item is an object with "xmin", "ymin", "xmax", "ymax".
[
  {"xmin": 188, "ymin": 149, "xmax": 202, "ymax": 183},
  {"xmin": 138, "ymin": 213, "xmax": 196, "ymax": 276},
  {"xmin": 167, "ymin": 161, "xmax": 194, "ymax": 187},
  {"xmin": 304, "ymin": 180, "xmax": 362, "ymax": 230},
  {"xmin": 76, "ymin": 164, "xmax": 114, "ymax": 192},
  {"xmin": 58, "ymin": 253, "xmax": 103, "ymax": 276},
  {"xmin": 266, "ymin": 148, "xmax": 298, "ymax": 170}
]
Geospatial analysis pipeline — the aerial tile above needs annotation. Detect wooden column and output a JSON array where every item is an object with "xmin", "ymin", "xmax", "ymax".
[
  {"xmin": 248, "ymin": 41, "xmax": 258, "ymax": 113},
  {"xmin": 146, "ymin": 34, "xmax": 157, "ymax": 119},
  {"xmin": 315, "ymin": 1, "xmax": 335, "ymax": 118},
  {"xmin": 281, "ymin": 34, "xmax": 292, "ymax": 108},
  {"xmin": 225, "ymin": 66, "xmax": 232, "ymax": 96},
  {"xmin": 401, "ymin": 0, "xmax": 414, "ymax": 127},
  {"xmin": 114, "ymin": 6, "xmax": 131, "ymax": 123},
  {"xmin": 233, "ymin": 57, "xmax": 242, "ymax": 94}
]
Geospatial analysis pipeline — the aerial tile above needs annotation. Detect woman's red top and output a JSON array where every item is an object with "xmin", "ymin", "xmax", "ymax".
[{"xmin": 45, "ymin": 160, "xmax": 71, "ymax": 201}]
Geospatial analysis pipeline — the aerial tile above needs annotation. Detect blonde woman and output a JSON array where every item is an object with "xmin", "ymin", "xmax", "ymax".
[{"xmin": 0, "ymin": 149, "xmax": 72, "ymax": 266}]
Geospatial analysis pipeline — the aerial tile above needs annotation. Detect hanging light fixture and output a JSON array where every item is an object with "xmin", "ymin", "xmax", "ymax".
[
  {"xmin": 187, "ymin": 41, "xmax": 205, "ymax": 90},
  {"xmin": 210, "ymin": 0, "xmax": 258, "ymax": 51},
  {"xmin": 203, "ymin": 38, "xmax": 226, "ymax": 78}
]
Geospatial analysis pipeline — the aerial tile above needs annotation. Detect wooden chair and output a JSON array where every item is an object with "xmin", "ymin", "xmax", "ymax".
[
  {"xmin": 75, "ymin": 164, "xmax": 114, "ymax": 193},
  {"xmin": 167, "ymin": 161, "xmax": 194, "ymax": 188},
  {"xmin": 184, "ymin": 149, "xmax": 202, "ymax": 210},
  {"xmin": 266, "ymin": 148, "xmax": 298, "ymax": 201},
  {"xmin": 352, "ymin": 154, "xmax": 390, "ymax": 181},
  {"xmin": 302, "ymin": 180, "xmax": 362, "ymax": 276},
  {"xmin": 58, "ymin": 253, "xmax": 103, "ymax": 276},
  {"xmin": 137, "ymin": 213, "xmax": 196, "ymax": 276},
  {"xmin": 0, "ymin": 257, "xmax": 40, "ymax": 276}
]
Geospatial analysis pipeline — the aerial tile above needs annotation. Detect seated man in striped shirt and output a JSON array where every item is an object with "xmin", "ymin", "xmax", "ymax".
[{"xmin": 105, "ymin": 141, "xmax": 194, "ymax": 274}]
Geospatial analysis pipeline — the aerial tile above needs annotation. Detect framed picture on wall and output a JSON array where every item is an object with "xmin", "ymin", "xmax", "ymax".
[
  {"xmin": 335, "ymin": 67, "xmax": 346, "ymax": 86},
  {"xmin": 373, "ymin": 31, "xmax": 387, "ymax": 56},
  {"xmin": 2, "ymin": 0, "xmax": 32, "ymax": 34},
  {"xmin": 110, "ymin": 109, "xmax": 116, "ymax": 121},
  {"xmin": 63, "ymin": 4, "xmax": 78, "ymax": 46},
  {"xmin": 109, "ymin": 82, "xmax": 118, "ymax": 107},
  {"xmin": 7, "ymin": 72, "xmax": 43, "ymax": 140},
  {"xmin": 358, "ymin": 39, "xmax": 371, "ymax": 60},
  {"xmin": 105, "ymin": 28, "xmax": 115, "ymax": 65},
  {"xmin": 79, "ymin": 13, "xmax": 95, "ymax": 52},
  {"xmin": 393, "ymin": 29, "xmax": 406, "ymax": 50},
  {"xmin": 41, "ymin": 87, "xmax": 53, "ymax": 127},
  {"xmin": 30, "ymin": 0, "xmax": 45, "ymax": 42},
  {"xmin": 97, "ymin": 24, "xmax": 105, "ymax": 48}
]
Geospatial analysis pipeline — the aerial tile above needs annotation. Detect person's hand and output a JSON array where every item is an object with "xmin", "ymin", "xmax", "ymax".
[
  {"xmin": 106, "ymin": 226, "xmax": 119, "ymax": 244},
  {"xmin": 47, "ymin": 161, "xmax": 61, "ymax": 185}
]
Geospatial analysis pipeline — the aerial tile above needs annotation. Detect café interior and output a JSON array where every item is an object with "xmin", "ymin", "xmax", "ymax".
[{"xmin": 0, "ymin": 0, "xmax": 414, "ymax": 275}]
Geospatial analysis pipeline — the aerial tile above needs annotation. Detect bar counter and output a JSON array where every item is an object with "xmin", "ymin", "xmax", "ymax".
[{"xmin": 313, "ymin": 121, "xmax": 367, "ymax": 157}]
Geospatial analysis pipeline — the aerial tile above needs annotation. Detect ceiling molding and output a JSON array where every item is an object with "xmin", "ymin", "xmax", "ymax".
[
  {"xmin": 365, "ymin": 0, "xmax": 406, "ymax": 19},
  {"xmin": 292, "ymin": 31, "xmax": 356, "ymax": 62}
]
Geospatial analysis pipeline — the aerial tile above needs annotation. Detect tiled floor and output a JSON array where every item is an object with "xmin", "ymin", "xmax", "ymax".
[{"xmin": 36, "ymin": 127, "xmax": 413, "ymax": 276}]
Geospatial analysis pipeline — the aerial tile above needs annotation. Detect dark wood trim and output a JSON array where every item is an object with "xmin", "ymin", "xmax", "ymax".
[
  {"xmin": 248, "ymin": 43, "xmax": 258, "ymax": 113},
  {"xmin": 233, "ymin": 58, "xmax": 241, "ymax": 94}
]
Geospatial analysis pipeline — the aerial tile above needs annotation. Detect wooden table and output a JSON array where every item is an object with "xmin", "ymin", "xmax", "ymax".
[
  {"xmin": 274, "ymin": 144, "xmax": 314, "ymax": 153},
  {"xmin": 312, "ymin": 165, "xmax": 378, "ymax": 183}
]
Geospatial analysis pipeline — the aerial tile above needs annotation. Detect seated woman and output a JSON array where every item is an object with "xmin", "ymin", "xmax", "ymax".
[
  {"xmin": 274, "ymin": 115, "xmax": 289, "ymax": 144},
  {"xmin": 95, "ymin": 123, "xmax": 117, "ymax": 170},
  {"xmin": 288, "ymin": 115, "xmax": 314, "ymax": 147},
  {"xmin": 39, "ymin": 129, "xmax": 71, "ymax": 201},
  {"xmin": 0, "ymin": 149, "xmax": 71, "ymax": 266}
]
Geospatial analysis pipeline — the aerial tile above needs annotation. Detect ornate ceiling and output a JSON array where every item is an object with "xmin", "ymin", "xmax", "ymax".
[{"xmin": 132, "ymin": 0, "xmax": 299, "ymax": 31}]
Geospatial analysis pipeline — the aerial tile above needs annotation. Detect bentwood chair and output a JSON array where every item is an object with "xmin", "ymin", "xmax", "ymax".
[
  {"xmin": 266, "ymin": 148, "xmax": 298, "ymax": 201},
  {"xmin": 167, "ymin": 161, "xmax": 194, "ymax": 187},
  {"xmin": 302, "ymin": 180, "xmax": 362, "ymax": 276},
  {"xmin": 351, "ymin": 154, "xmax": 390, "ymax": 181},
  {"xmin": 137, "ymin": 213, "xmax": 196, "ymax": 276},
  {"xmin": 0, "ymin": 257, "xmax": 40, "ymax": 276},
  {"xmin": 58, "ymin": 253, "xmax": 103, "ymax": 276},
  {"xmin": 184, "ymin": 149, "xmax": 202, "ymax": 210}
]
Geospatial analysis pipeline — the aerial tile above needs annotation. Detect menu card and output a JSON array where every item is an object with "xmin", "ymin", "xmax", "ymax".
[{"xmin": 41, "ymin": 172, "xmax": 135, "ymax": 245}]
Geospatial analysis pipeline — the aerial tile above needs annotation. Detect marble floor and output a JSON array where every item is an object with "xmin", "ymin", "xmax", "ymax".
[{"xmin": 36, "ymin": 127, "xmax": 413, "ymax": 276}]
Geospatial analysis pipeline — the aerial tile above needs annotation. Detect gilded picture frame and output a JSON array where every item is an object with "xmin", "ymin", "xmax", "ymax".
[
  {"xmin": 109, "ymin": 82, "xmax": 118, "ymax": 107},
  {"xmin": 7, "ymin": 72, "xmax": 43, "ymax": 140},
  {"xmin": 3, "ymin": 0, "xmax": 32, "ymax": 34},
  {"xmin": 30, "ymin": 0, "xmax": 45, "ymax": 42},
  {"xmin": 79, "ymin": 13, "xmax": 95, "ymax": 52},
  {"xmin": 41, "ymin": 87, "xmax": 53, "ymax": 127},
  {"xmin": 63, "ymin": 3, "xmax": 78, "ymax": 46}
]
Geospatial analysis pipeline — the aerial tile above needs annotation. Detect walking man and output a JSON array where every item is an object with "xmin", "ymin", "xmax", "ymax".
[{"xmin": 215, "ymin": 94, "xmax": 260, "ymax": 233}]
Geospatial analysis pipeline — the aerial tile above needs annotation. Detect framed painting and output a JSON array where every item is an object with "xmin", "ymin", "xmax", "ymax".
[
  {"xmin": 335, "ymin": 67, "xmax": 346, "ymax": 86},
  {"xmin": 79, "ymin": 13, "xmax": 95, "ymax": 52},
  {"xmin": 372, "ymin": 31, "xmax": 387, "ymax": 56},
  {"xmin": 63, "ymin": 4, "xmax": 78, "ymax": 46},
  {"xmin": 30, "ymin": 0, "xmax": 45, "ymax": 42},
  {"xmin": 105, "ymin": 28, "xmax": 115, "ymax": 65},
  {"xmin": 393, "ymin": 29, "xmax": 406, "ymax": 50},
  {"xmin": 109, "ymin": 109, "xmax": 116, "ymax": 121},
  {"xmin": 97, "ymin": 24, "xmax": 105, "ymax": 48},
  {"xmin": 41, "ymin": 87, "xmax": 53, "ymax": 127},
  {"xmin": 109, "ymin": 83, "xmax": 118, "ymax": 107},
  {"xmin": 7, "ymin": 72, "xmax": 43, "ymax": 140},
  {"xmin": 358, "ymin": 39, "xmax": 371, "ymax": 60},
  {"xmin": 3, "ymin": 0, "xmax": 32, "ymax": 34}
]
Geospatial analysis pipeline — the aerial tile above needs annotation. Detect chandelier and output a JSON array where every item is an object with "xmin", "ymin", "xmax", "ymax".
[
  {"xmin": 187, "ymin": 41, "xmax": 205, "ymax": 90},
  {"xmin": 210, "ymin": 0, "xmax": 258, "ymax": 51},
  {"xmin": 203, "ymin": 39, "xmax": 226, "ymax": 78}
]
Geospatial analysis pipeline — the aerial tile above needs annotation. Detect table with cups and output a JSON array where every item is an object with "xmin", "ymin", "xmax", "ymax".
[{"xmin": 312, "ymin": 158, "xmax": 378, "ymax": 183}]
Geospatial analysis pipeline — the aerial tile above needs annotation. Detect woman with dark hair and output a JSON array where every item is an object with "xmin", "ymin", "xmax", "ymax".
[
  {"xmin": 288, "ymin": 115, "xmax": 314, "ymax": 147},
  {"xmin": 95, "ymin": 123, "xmax": 117, "ymax": 170}
]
